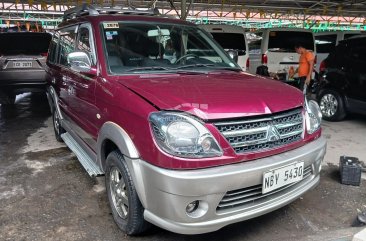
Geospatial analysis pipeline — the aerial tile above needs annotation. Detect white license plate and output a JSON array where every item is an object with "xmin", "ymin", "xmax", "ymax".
[
  {"xmin": 262, "ymin": 161, "xmax": 304, "ymax": 194},
  {"xmin": 13, "ymin": 61, "xmax": 32, "ymax": 68}
]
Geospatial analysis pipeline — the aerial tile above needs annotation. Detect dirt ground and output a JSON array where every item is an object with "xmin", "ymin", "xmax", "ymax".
[{"xmin": 0, "ymin": 93, "xmax": 365, "ymax": 241}]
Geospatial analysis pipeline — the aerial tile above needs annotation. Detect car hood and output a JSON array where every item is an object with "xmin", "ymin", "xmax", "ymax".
[{"xmin": 117, "ymin": 72, "xmax": 304, "ymax": 120}]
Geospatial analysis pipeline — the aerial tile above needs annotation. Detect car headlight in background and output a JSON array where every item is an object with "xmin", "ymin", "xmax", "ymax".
[
  {"xmin": 149, "ymin": 112, "xmax": 222, "ymax": 158},
  {"xmin": 305, "ymin": 98, "xmax": 322, "ymax": 134}
]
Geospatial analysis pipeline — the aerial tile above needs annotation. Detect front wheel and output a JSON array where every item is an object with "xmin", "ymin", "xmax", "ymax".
[
  {"xmin": 105, "ymin": 150, "xmax": 150, "ymax": 235},
  {"xmin": 318, "ymin": 89, "xmax": 346, "ymax": 121}
]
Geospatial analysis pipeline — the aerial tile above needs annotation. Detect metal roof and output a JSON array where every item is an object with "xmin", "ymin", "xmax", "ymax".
[
  {"xmin": 196, "ymin": 0, "xmax": 366, "ymax": 16},
  {"xmin": 0, "ymin": 0, "xmax": 365, "ymax": 29}
]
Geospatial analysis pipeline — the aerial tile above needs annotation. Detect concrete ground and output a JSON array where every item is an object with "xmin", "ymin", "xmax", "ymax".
[{"xmin": 0, "ymin": 93, "xmax": 365, "ymax": 241}]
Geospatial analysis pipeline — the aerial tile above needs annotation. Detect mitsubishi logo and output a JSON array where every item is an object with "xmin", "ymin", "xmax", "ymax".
[{"xmin": 267, "ymin": 125, "xmax": 281, "ymax": 142}]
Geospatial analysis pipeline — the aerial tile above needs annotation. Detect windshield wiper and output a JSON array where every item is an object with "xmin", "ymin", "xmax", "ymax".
[
  {"xmin": 174, "ymin": 64, "xmax": 241, "ymax": 72},
  {"xmin": 174, "ymin": 64, "xmax": 215, "ymax": 69},
  {"xmin": 214, "ymin": 67, "xmax": 242, "ymax": 72},
  {"xmin": 125, "ymin": 66, "xmax": 171, "ymax": 72}
]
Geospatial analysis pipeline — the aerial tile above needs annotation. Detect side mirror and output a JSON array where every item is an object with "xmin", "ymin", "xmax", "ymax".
[
  {"xmin": 238, "ymin": 49, "xmax": 246, "ymax": 56},
  {"xmin": 67, "ymin": 52, "xmax": 97, "ymax": 77},
  {"xmin": 226, "ymin": 50, "xmax": 238, "ymax": 63}
]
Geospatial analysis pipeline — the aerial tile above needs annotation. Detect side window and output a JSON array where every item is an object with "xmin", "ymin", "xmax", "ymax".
[
  {"xmin": 350, "ymin": 45, "xmax": 366, "ymax": 63},
  {"xmin": 59, "ymin": 26, "xmax": 77, "ymax": 66},
  {"xmin": 210, "ymin": 33, "xmax": 246, "ymax": 52},
  {"xmin": 315, "ymin": 34, "xmax": 337, "ymax": 53},
  {"xmin": 48, "ymin": 31, "xmax": 60, "ymax": 64},
  {"xmin": 247, "ymin": 32, "xmax": 262, "ymax": 54},
  {"xmin": 344, "ymin": 34, "xmax": 360, "ymax": 39},
  {"xmin": 77, "ymin": 26, "xmax": 96, "ymax": 64},
  {"xmin": 335, "ymin": 44, "xmax": 349, "ymax": 62}
]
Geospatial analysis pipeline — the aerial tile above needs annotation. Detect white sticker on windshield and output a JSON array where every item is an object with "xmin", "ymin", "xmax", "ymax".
[
  {"xmin": 103, "ymin": 22, "xmax": 119, "ymax": 29},
  {"xmin": 106, "ymin": 31, "xmax": 118, "ymax": 36}
]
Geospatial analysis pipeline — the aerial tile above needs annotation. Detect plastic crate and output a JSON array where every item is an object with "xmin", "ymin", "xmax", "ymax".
[{"xmin": 339, "ymin": 156, "xmax": 362, "ymax": 186}]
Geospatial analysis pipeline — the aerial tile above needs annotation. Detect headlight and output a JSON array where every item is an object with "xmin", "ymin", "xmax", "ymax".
[
  {"xmin": 305, "ymin": 98, "xmax": 322, "ymax": 134},
  {"xmin": 149, "ymin": 112, "xmax": 222, "ymax": 158}
]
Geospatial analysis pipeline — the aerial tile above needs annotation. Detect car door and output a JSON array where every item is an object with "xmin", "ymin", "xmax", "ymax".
[
  {"xmin": 345, "ymin": 43, "xmax": 366, "ymax": 110},
  {"xmin": 67, "ymin": 24, "xmax": 98, "ymax": 151},
  {"xmin": 53, "ymin": 26, "xmax": 77, "ymax": 119}
]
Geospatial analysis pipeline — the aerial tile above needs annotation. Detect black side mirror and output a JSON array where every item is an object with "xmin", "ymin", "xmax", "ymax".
[{"xmin": 237, "ymin": 50, "xmax": 246, "ymax": 56}]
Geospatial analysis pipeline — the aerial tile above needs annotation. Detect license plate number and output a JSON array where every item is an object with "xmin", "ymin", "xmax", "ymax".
[
  {"xmin": 262, "ymin": 162, "xmax": 304, "ymax": 194},
  {"xmin": 13, "ymin": 61, "xmax": 32, "ymax": 68}
]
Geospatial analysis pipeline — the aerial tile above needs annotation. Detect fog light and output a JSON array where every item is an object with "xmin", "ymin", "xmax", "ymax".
[{"xmin": 186, "ymin": 200, "xmax": 199, "ymax": 213}]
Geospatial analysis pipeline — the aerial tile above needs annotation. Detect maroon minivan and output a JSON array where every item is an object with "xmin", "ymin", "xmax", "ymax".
[{"xmin": 46, "ymin": 4, "xmax": 327, "ymax": 235}]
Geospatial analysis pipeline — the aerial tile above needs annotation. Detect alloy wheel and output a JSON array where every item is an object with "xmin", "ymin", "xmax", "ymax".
[
  {"xmin": 109, "ymin": 166, "xmax": 129, "ymax": 219},
  {"xmin": 54, "ymin": 111, "xmax": 60, "ymax": 135},
  {"xmin": 320, "ymin": 93, "xmax": 338, "ymax": 117}
]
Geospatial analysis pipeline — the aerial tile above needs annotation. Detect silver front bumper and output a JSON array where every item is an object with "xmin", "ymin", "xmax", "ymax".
[{"xmin": 126, "ymin": 136, "xmax": 326, "ymax": 235}]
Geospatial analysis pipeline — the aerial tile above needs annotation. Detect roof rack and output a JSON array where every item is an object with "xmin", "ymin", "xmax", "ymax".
[{"xmin": 63, "ymin": 4, "xmax": 160, "ymax": 21}]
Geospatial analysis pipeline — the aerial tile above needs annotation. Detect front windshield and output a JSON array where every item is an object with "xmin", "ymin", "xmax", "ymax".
[{"xmin": 102, "ymin": 21, "xmax": 239, "ymax": 73}]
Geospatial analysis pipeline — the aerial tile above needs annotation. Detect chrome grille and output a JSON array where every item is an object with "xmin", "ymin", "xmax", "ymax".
[
  {"xmin": 214, "ymin": 108, "xmax": 303, "ymax": 154},
  {"xmin": 216, "ymin": 165, "xmax": 313, "ymax": 212}
]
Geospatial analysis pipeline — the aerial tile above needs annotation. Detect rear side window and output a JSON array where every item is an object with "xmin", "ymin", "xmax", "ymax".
[
  {"xmin": 315, "ymin": 34, "xmax": 337, "ymax": 53},
  {"xmin": 58, "ymin": 26, "xmax": 77, "ymax": 66},
  {"xmin": 210, "ymin": 33, "xmax": 246, "ymax": 51},
  {"xmin": 268, "ymin": 31, "xmax": 314, "ymax": 52}
]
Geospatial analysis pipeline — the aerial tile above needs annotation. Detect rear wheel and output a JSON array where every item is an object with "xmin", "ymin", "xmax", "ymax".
[
  {"xmin": 318, "ymin": 89, "xmax": 346, "ymax": 121},
  {"xmin": 53, "ymin": 110, "xmax": 65, "ymax": 142},
  {"xmin": 105, "ymin": 150, "xmax": 150, "ymax": 235}
]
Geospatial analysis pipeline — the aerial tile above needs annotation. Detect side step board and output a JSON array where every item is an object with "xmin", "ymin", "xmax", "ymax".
[{"xmin": 61, "ymin": 132, "xmax": 103, "ymax": 177}]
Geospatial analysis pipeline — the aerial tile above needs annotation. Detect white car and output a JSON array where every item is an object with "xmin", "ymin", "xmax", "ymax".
[
  {"xmin": 247, "ymin": 28, "xmax": 316, "ymax": 80},
  {"xmin": 199, "ymin": 24, "xmax": 249, "ymax": 71}
]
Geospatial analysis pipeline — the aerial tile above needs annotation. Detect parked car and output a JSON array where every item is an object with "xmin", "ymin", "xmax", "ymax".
[
  {"xmin": 46, "ymin": 4, "xmax": 326, "ymax": 235},
  {"xmin": 315, "ymin": 30, "xmax": 366, "ymax": 73},
  {"xmin": 0, "ymin": 32, "xmax": 52, "ymax": 105},
  {"xmin": 199, "ymin": 24, "xmax": 249, "ymax": 71},
  {"xmin": 247, "ymin": 28, "xmax": 316, "ymax": 82},
  {"xmin": 317, "ymin": 35, "xmax": 366, "ymax": 121}
]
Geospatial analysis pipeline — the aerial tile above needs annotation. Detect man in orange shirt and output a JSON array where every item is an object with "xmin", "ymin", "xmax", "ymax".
[{"xmin": 291, "ymin": 43, "xmax": 315, "ymax": 92}]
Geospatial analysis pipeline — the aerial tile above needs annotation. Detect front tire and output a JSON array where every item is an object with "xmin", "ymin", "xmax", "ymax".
[
  {"xmin": 318, "ymin": 89, "xmax": 346, "ymax": 121},
  {"xmin": 105, "ymin": 150, "xmax": 149, "ymax": 235},
  {"xmin": 53, "ymin": 110, "xmax": 65, "ymax": 142}
]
